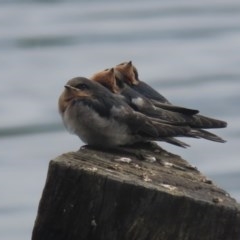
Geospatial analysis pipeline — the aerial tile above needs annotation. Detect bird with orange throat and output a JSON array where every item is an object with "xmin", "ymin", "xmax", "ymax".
[{"xmin": 58, "ymin": 77, "xmax": 193, "ymax": 148}]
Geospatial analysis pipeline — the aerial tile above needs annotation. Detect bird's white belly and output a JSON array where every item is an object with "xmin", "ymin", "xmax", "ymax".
[{"xmin": 63, "ymin": 104, "xmax": 132, "ymax": 147}]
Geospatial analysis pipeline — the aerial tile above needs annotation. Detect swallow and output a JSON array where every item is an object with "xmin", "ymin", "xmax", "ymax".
[
  {"xmin": 91, "ymin": 69, "xmax": 191, "ymax": 148},
  {"xmin": 58, "ymin": 77, "xmax": 194, "ymax": 148},
  {"xmin": 115, "ymin": 61, "xmax": 171, "ymax": 105},
  {"xmin": 91, "ymin": 68, "xmax": 193, "ymax": 124},
  {"xmin": 115, "ymin": 61, "xmax": 199, "ymax": 115},
  {"xmin": 91, "ymin": 67, "xmax": 227, "ymax": 143},
  {"xmin": 115, "ymin": 61, "xmax": 227, "ymax": 129}
]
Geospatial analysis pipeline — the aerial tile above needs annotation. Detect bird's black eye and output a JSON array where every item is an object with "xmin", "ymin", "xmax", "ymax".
[{"xmin": 75, "ymin": 83, "xmax": 89, "ymax": 90}]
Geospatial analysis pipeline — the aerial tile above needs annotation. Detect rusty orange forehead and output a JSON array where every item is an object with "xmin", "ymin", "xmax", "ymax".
[
  {"xmin": 92, "ymin": 69, "xmax": 113, "ymax": 82},
  {"xmin": 115, "ymin": 61, "xmax": 138, "ymax": 85},
  {"xmin": 91, "ymin": 68, "xmax": 117, "ymax": 93}
]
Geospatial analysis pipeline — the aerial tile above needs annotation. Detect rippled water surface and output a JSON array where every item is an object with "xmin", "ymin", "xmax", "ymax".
[{"xmin": 1, "ymin": 1, "xmax": 240, "ymax": 239}]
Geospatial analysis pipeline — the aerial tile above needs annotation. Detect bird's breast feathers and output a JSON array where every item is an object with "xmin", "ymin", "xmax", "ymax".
[{"xmin": 63, "ymin": 100, "xmax": 133, "ymax": 147}]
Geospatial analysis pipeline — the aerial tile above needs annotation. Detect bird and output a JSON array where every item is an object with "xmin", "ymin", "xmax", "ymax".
[
  {"xmin": 91, "ymin": 68, "xmax": 195, "ymax": 124},
  {"xmin": 90, "ymin": 69, "xmax": 191, "ymax": 148},
  {"xmin": 58, "ymin": 77, "xmax": 193, "ymax": 148},
  {"xmin": 115, "ymin": 61, "xmax": 200, "ymax": 115},
  {"xmin": 91, "ymin": 67, "xmax": 227, "ymax": 143},
  {"xmin": 114, "ymin": 61, "xmax": 227, "ymax": 128},
  {"xmin": 115, "ymin": 61, "xmax": 172, "ymax": 104}
]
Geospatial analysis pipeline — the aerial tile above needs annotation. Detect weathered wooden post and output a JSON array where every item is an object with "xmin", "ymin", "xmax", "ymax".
[{"xmin": 32, "ymin": 143, "xmax": 240, "ymax": 240}]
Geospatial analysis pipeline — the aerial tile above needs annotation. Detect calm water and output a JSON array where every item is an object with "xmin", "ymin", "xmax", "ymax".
[{"xmin": 1, "ymin": 1, "xmax": 240, "ymax": 239}]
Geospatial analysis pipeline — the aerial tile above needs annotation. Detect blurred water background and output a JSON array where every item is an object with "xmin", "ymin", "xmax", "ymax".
[{"xmin": 0, "ymin": 0, "xmax": 240, "ymax": 239}]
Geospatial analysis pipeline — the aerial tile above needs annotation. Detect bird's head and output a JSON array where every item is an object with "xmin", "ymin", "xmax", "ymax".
[
  {"xmin": 115, "ymin": 61, "xmax": 139, "ymax": 85},
  {"xmin": 58, "ymin": 77, "xmax": 94, "ymax": 113},
  {"xmin": 91, "ymin": 68, "xmax": 120, "ymax": 93}
]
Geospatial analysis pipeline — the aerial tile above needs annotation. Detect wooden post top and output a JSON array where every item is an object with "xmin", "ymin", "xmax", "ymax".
[{"xmin": 32, "ymin": 143, "xmax": 240, "ymax": 240}]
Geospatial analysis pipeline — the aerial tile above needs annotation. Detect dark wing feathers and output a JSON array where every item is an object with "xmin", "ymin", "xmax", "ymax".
[
  {"xmin": 189, "ymin": 115, "xmax": 227, "ymax": 129},
  {"xmin": 162, "ymin": 137, "xmax": 190, "ymax": 148},
  {"xmin": 151, "ymin": 100, "xmax": 199, "ymax": 115},
  {"xmin": 190, "ymin": 129, "xmax": 226, "ymax": 143},
  {"xmin": 132, "ymin": 80, "xmax": 170, "ymax": 104}
]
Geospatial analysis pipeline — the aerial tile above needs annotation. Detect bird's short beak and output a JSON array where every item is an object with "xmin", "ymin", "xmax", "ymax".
[
  {"xmin": 64, "ymin": 84, "xmax": 90, "ymax": 98},
  {"xmin": 64, "ymin": 85, "xmax": 76, "ymax": 90}
]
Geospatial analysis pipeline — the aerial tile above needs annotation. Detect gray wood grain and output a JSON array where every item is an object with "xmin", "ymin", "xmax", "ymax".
[{"xmin": 32, "ymin": 143, "xmax": 240, "ymax": 240}]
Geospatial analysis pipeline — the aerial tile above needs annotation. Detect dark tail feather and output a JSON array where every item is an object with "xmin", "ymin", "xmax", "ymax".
[
  {"xmin": 132, "ymin": 81, "xmax": 170, "ymax": 104},
  {"xmin": 148, "ymin": 107, "xmax": 227, "ymax": 130},
  {"xmin": 152, "ymin": 100, "xmax": 199, "ymax": 115},
  {"xmin": 188, "ymin": 129, "xmax": 226, "ymax": 143},
  {"xmin": 149, "ymin": 109, "xmax": 195, "ymax": 126},
  {"xmin": 190, "ymin": 115, "xmax": 227, "ymax": 129},
  {"xmin": 162, "ymin": 137, "xmax": 190, "ymax": 148},
  {"xmin": 153, "ymin": 122, "xmax": 191, "ymax": 138}
]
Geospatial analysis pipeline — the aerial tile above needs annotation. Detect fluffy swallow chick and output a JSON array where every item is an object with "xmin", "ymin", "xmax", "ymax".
[
  {"xmin": 91, "ymin": 68, "xmax": 227, "ymax": 143},
  {"xmin": 91, "ymin": 68, "xmax": 193, "ymax": 124},
  {"xmin": 115, "ymin": 61, "xmax": 171, "ymax": 104},
  {"xmin": 91, "ymin": 69, "xmax": 190, "ymax": 148},
  {"xmin": 115, "ymin": 61, "xmax": 199, "ymax": 115},
  {"xmin": 115, "ymin": 61, "xmax": 227, "ymax": 129},
  {"xmin": 58, "ymin": 77, "xmax": 190, "ymax": 148}
]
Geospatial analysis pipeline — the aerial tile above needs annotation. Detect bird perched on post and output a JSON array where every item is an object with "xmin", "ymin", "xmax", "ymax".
[
  {"xmin": 115, "ymin": 61, "xmax": 172, "ymax": 105},
  {"xmin": 90, "ymin": 68, "xmax": 195, "ymax": 148},
  {"xmin": 115, "ymin": 61, "xmax": 200, "ymax": 114},
  {"xmin": 114, "ymin": 61, "xmax": 227, "ymax": 127},
  {"xmin": 58, "ymin": 77, "xmax": 194, "ymax": 148},
  {"xmin": 91, "ymin": 68, "xmax": 196, "ymax": 122},
  {"xmin": 91, "ymin": 66, "xmax": 227, "ymax": 144}
]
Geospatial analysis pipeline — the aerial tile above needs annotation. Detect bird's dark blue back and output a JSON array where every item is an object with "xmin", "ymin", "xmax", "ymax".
[{"xmin": 132, "ymin": 80, "xmax": 170, "ymax": 104}]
